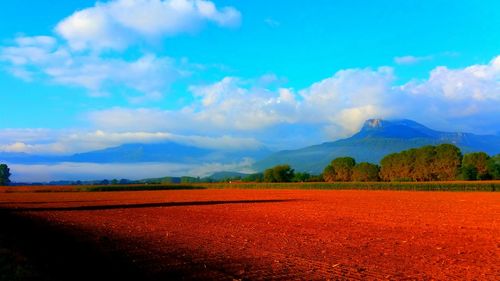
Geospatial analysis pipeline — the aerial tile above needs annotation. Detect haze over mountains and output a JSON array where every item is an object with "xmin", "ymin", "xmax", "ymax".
[{"xmin": 1, "ymin": 119, "xmax": 499, "ymax": 180}]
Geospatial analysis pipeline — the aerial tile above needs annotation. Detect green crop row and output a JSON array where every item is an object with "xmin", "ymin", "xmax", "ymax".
[{"xmin": 74, "ymin": 181, "xmax": 499, "ymax": 192}]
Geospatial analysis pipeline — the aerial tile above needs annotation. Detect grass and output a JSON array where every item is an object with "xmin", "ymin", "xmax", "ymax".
[
  {"xmin": 78, "ymin": 181, "xmax": 499, "ymax": 192},
  {"xmin": 4, "ymin": 181, "xmax": 499, "ymax": 193},
  {"xmin": 76, "ymin": 184, "xmax": 207, "ymax": 192},
  {"xmin": 204, "ymin": 181, "xmax": 499, "ymax": 192}
]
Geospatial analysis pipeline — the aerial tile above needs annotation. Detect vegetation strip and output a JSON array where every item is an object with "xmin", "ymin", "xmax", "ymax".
[{"xmin": 2, "ymin": 181, "xmax": 498, "ymax": 193}]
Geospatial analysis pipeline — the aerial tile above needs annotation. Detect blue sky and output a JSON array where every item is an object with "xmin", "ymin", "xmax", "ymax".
[{"xmin": 1, "ymin": 0, "xmax": 500, "ymax": 180}]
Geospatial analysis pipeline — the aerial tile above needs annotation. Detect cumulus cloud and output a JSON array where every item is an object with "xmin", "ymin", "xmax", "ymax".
[
  {"xmin": 189, "ymin": 77, "xmax": 300, "ymax": 130},
  {"xmin": 0, "ymin": 1, "xmax": 241, "ymax": 99},
  {"xmin": 55, "ymin": 0, "xmax": 241, "ymax": 51},
  {"xmin": 398, "ymin": 55, "xmax": 500, "ymax": 133},
  {"xmin": 87, "ymin": 56, "xmax": 500, "ymax": 142},
  {"xmin": 299, "ymin": 67, "xmax": 395, "ymax": 135},
  {"xmin": 3, "ymin": 52, "xmax": 500, "ymax": 156},
  {"xmin": 0, "ymin": 36, "xmax": 179, "ymax": 98},
  {"xmin": 87, "ymin": 67, "xmax": 395, "ymax": 140}
]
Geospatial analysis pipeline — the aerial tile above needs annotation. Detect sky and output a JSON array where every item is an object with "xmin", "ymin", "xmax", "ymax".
[{"xmin": 1, "ymin": 0, "xmax": 500, "ymax": 180}]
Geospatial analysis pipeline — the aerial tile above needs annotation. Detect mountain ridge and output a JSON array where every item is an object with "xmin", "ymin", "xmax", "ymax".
[
  {"xmin": 0, "ymin": 141, "xmax": 271, "ymax": 165},
  {"xmin": 253, "ymin": 119, "xmax": 500, "ymax": 174}
]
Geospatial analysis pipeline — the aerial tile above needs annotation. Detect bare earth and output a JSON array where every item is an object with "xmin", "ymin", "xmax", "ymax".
[{"xmin": 1, "ymin": 189, "xmax": 499, "ymax": 280}]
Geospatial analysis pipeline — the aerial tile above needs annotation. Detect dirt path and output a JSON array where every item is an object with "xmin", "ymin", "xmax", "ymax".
[{"xmin": 1, "ymin": 189, "xmax": 499, "ymax": 280}]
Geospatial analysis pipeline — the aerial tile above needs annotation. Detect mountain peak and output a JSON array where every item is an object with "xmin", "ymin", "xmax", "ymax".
[
  {"xmin": 364, "ymin": 119, "xmax": 383, "ymax": 128},
  {"xmin": 362, "ymin": 119, "xmax": 427, "ymax": 130},
  {"xmin": 355, "ymin": 119, "xmax": 437, "ymax": 139}
]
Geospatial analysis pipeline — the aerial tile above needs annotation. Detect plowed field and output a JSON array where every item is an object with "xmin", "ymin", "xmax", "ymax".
[{"xmin": 1, "ymin": 189, "xmax": 499, "ymax": 280}]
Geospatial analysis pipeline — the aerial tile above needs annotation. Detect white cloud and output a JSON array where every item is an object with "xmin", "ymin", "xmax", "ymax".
[
  {"xmin": 15, "ymin": 36, "xmax": 57, "ymax": 48},
  {"xmin": 3, "ymin": 53, "xmax": 500, "ymax": 158},
  {"xmin": 403, "ymin": 56, "xmax": 500, "ymax": 101},
  {"xmin": 397, "ymin": 55, "xmax": 500, "ymax": 133},
  {"xmin": 1, "ymin": 36, "xmax": 60, "ymax": 66},
  {"xmin": 189, "ymin": 77, "xmax": 300, "ymax": 130},
  {"xmin": 0, "ymin": 37, "xmax": 179, "ymax": 98},
  {"xmin": 394, "ymin": 55, "xmax": 433, "ymax": 65},
  {"xmin": 299, "ymin": 67, "xmax": 395, "ymax": 136},
  {"xmin": 86, "ymin": 56, "xmax": 500, "ymax": 141},
  {"xmin": 87, "ymin": 67, "xmax": 395, "ymax": 139},
  {"xmin": 1, "ymin": 1, "xmax": 241, "ymax": 100},
  {"xmin": 56, "ymin": 0, "xmax": 241, "ymax": 51},
  {"xmin": 0, "ymin": 142, "xmax": 33, "ymax": 153}
]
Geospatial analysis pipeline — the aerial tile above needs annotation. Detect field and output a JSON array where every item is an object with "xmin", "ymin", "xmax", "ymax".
[{"xmin": 1, "ymin": 186, "xmax": 499, "ymax": 280}]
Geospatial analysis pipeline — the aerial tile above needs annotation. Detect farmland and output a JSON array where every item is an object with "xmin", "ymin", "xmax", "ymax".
[{"xmin": 0, "ymin": 186, "xmax": 499, "ymax": 280}]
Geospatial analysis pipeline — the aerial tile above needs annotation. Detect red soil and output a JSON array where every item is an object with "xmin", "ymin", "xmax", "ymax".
[{"xmin": 1, "ymin": 189, "xmax": 499, "ymax": 280}]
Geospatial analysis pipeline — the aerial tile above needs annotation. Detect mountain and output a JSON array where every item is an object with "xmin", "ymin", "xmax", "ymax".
[
  {"xmin": 253, "ymin": 119, "xmax": 500, "ymax": 174},
  {"xmin": 67, "ymin": 142, "xmax": 272, "ymax": 164},
  {"xmin": 0, "ymin": 152, "xmax": 66, "ymax": 164},
  {"xmin": 68, "ymin": 142, "xmax": 211, "ymax": 163},
  {"xmin": 0, "ymin": 141, "xmax": 272, "ymax": 165}
]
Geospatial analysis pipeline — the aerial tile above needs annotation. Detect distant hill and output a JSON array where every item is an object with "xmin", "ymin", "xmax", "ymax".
[
  {"xmin": 0, "ymin": 141, "xmax": 272, "ymax": 165},
  {"xmin": 68, "ymin": 142, "xmax": 211, "ymax": 163},
  {"xmin": 0, "ymin": 152, "xmax": 66, "ymax": 164},
  {"xmin": 253, "ymin": 119, "xmax": 500, "ymax": 174}
]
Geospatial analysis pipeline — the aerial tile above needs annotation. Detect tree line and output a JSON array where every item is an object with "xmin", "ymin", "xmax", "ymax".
[
  {"xmin": 261, "ymin": 144, "xmax": 500, "ymax": 183},
  {"xmin": 324, "ymin": 144, "xmax": 500, "ymax": 182}
]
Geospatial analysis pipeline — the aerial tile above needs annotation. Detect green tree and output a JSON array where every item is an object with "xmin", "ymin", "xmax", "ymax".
[
  {"xmin": 381, "ymin": 144, "xmax": 462, "ymax": 182},
  {"xmin": 433, "ymin": 144, "xmax": 462, "ymax": 180},
  {"xmin": 487, "ymin": 155, "xmax": 500, "ymax": 180},
  {"xmin": 0, "ymin": 164, "xmax": 11, "ymax": 186},
  {"xmin": 380, "ymin": 153, "xmax": 399, "ymax": 181},
  {"xmin": 380, "ymin": 150, "xmax": 416, "ymax": 181},
  {"xmin": 414, "ymin": 146, "xmax": 436, "ymax": 181},
  {"xmin": 323, "ymin": 157, "xmax": 356, "ymax": 182},
  {"xmin": 263, "ymin": 165, "xmax": 294, "ymax": 182},
  {"xmin": 398, "ymin": 149, "xmax": 417, "ymax": 181},
  {"xmin": 462, "ymin": 152, "xmax": 491, "ymax": 180},
  {"xmin": 242, "ymin": 173, "xmax": 263, "ymax": 182},
  {"xmin": 459, "ymin": 165, "xmax": 478, "ymax": 181},
  {"xmin": 293, "ymin": 172, "xmax": 311, "ymax": 182},
  {"xmin": 352, "ymin": 162, "xmax": 380, "ymax": 182},
  {"xmin": 322, "ymin": 165, "xmax": 336, "ymax": 182}
]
